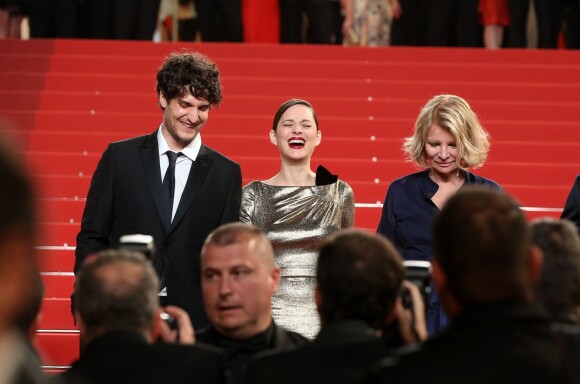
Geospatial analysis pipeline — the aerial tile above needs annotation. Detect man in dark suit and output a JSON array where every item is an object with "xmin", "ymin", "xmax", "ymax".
[
  {"xmin": 75, "ymin": 51, "xmax": 242, "ymax": 329},
  {"xmin": 246, "ymin": 229, "xmax": 426, "ymax": 384},
  {"xmin": 369, "ymin": 188, "xmax": 568, "ymax": 384},
  {"xmin": 61, "ymin": 249, "xmax": 226, "ymax": 384},
  {"xmin": 562, "ymin": 174, "xmax": 580, "ymax": 229},
  {"xmin": 197, "ymin": 223, "xmax": 308, "ymax": 384}
]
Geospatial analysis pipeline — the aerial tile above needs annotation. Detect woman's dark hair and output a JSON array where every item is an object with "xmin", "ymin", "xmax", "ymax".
[
  {"xmin": 156, "ymin": 51, "xmax": 222, "ymax": 106},
  {"xmin": 272, "ymin": 99, "xmax": 319, "ymax": 131}
]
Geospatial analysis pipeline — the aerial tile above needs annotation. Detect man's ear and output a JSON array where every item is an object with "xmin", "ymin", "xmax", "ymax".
[
  {"xmin": 150, "ymin": 308, "xmax": 163, "ymax": 342},
  {"xmin": 270, "ymin": 267, "xmax": 281, "ymax": 294},
  {"xmin": 528, "ymin": 245, "xmax": 543, "ymax": 286},
  {"xmin": 159, "ymin": 93, "xmax": 168, "ymax": 109}
]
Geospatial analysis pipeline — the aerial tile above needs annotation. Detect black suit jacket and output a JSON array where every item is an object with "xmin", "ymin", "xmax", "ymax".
[
  {"xmin": 75, "ymin": 131, "xmax": 242, "ymax": 327},
  {"xmin": 246, "ymin": 320, "xmax": 391, "ymax": 384},
  {"xmin": 197, "ymin": 322, "xmax": 308, "ymax": 384},
  {"xmin": 562, "ymin": 174, "xmax": 580, "ymax": 229},
  {"xmin": 59, "ymin": 331, "xmax": 227, "ymax": 384},
  {"xmin": 368, "ymin": 302, "xmax": 567, "ymax": 384}
]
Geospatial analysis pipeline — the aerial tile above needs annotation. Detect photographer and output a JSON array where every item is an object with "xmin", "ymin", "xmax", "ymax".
[
  {"xmin": 246, "ymin": 230, "xmax": 427, "ymax": 384},
  {"xmin": 60, "ymin": 249, "xmax": 226, "ymax": 384}
]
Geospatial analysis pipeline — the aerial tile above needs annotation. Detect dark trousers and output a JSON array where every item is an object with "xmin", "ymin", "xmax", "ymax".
[
  {"xmin": 391, "ymin": 0, "xmax": 431, "ymax": 46},
  {"xmin": 534, "ymin": 0, "xmax": 573, "ymax": 48},
  {"xmin": 279, "ymin": 0, "xmax": 333, "ymax": 44},
  {"xmin": 196, "ymin": 0, "xmax": 243, "ymax": 42},
  {"xmin": 505, "ymin": 0, "xmax": 530, "ymax": 47},
  {"xmin": 28, "ymin": 0, "xmax": 80, "ymax": 38},
  {"xmin": 83, "ymin": 0, "xmax": 160, "ymax": 40},
  {"xmin": 427, "ymin": 0, "xmax": 481, "ymax": 47}
]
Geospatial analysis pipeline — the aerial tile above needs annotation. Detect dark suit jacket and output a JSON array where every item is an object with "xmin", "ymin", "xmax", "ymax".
[
  {"xmin": 246, "ymin": 320, "xmax": 391, "ymax": 384},
  {"xmin": 197, "ymin": 322, "xmax": 308, "ymax": 384},
  {"xmin": 59, "ymin": 331, "xmax": 226, "ymax": 384},
  {"xmin": 75, "ymin": 131, "xmax": 242, "ymax": 327},
  {"xmin": 368, "ymin": 302, "xmax": 567, "ymax": 384},
  {"xmin": 562, "ymin": 174, "xmax": 580, "ymax": 229}
]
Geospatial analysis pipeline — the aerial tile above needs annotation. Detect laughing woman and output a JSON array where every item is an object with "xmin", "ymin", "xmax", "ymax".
[{"xmin": 240, "ymin": 99, "xmax": 355, "ymax": 338}]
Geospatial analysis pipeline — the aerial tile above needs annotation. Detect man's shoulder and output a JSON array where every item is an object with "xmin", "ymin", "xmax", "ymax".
[
  {"xmin": 202, "ymin": 145, "xmax": 240, "ymax": 168},
  {"xmin": 272, "ymin": 323, "xmax": 310, "ymax": 348}
]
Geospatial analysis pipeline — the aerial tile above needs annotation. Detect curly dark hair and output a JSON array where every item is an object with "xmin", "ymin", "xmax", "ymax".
[{"xmin": 156, "ymin": 51, "xmax": 222, "ymax": 106}]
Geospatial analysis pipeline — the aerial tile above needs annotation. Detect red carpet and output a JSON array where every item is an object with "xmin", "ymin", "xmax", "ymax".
[{"xmin": 1, "ymin": 39, "xmax": 580, "ymax": 368}]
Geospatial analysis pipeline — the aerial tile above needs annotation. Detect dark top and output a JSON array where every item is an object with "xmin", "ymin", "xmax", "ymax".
[
  {"xmin": 59, "ymin": 331, "xmax": 227, "ymax": 384},
  {"xmin": 377, "ymin": 169, "xmax": 502, "ymax": 261},
  {"xmin": 561, "ymin": 174, "xmax": 580, "ymax": 229},
  {"xmin": 246, "ymin": 320, "xmax": 391, "ymax": 384},
  {"xmin": 377, "ymin": 169, "xmax": 502, "ymax": 335},
  {"xmin": 196, "ymin": 322, "xmax": 308, "ymax": 384},
  {"xmin": 368, "ymin": 301, "xmax": 567, "ymax": 384}
]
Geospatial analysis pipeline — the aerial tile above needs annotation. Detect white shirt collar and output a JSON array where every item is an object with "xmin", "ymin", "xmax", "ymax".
[{"xmin": 157, "ymin": 124, "xmax": 202, "ymax": 161}]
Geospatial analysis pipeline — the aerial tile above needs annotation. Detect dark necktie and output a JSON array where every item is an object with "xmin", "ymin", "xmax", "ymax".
[
  {"xmin": 159, "ymin": 151, "xmax": 181, "ymax": 295},
  {"xmin": 163, "ymin": 151, "xmax": 182, "ymax": 229}
]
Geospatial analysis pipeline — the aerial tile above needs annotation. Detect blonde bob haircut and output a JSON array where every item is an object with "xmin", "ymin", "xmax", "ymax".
[{"xmin": 403, "ymin": 94, "xmax": 490, "ymax": 170}]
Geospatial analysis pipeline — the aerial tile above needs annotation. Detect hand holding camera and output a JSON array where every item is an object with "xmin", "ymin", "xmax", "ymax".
[{"xmin": 158, "ymin": 305, "xmax": 196, "ymax": 345}]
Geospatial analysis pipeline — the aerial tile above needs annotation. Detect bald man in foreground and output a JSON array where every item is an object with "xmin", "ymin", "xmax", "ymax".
[{"xmin": 197, "ymin": 223, "xmax": 308, "ymax": 384}]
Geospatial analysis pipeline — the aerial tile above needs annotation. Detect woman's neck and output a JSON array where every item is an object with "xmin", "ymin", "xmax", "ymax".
[
  {"xmin": 429, "ymin": 168, "xmax": 464, "ymax": 185},
  {"xmin": 265, "ymin": 162, "xmax": 315, "ymax": 186}
]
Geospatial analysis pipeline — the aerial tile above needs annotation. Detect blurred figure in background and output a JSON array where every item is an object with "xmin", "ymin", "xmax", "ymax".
[
  {"xmin": 341, "ymin": 0, "xmax": 401, "ymax": 46},
  {"xmin": 479, "ymin": 0, "xmax": 510, "ymax": 48},
  {"xmin": 427, "ymin": 0, "xmax": 482, "ymax": 46},
  {"xmin": 0, "ymin": 0, "xmax": 28, "ymax": 38},
  {"xmin": 196, "ymin": 0, "xmax": 243, "ymax": 41},
  {"xmin": 390, "ymin": 0, "xmax": 430, "ymax": 45},
  {"xmin": 279, "ymin": 0, "xmax": 334, "ymax": 43}
]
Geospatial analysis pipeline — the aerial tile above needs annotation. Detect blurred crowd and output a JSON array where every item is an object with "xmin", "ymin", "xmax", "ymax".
[{"xmin": 0, "ymin": 0, "xmax": 579, "ymax": 49}]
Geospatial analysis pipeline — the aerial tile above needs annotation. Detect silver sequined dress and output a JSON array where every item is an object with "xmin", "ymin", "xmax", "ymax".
[{"xmin": 240, "ymin": 180, "xmax": 355, "ymax": 338}]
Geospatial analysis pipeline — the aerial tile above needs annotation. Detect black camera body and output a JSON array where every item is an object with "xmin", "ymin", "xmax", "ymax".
[{"xmin": 402, "ymin": 260, "xmax": 432, "ymax": 309}]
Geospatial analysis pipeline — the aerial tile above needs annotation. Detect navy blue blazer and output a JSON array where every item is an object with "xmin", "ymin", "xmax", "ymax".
[
  {"xmin": 561, "ymin": 174, "xmax": 580, "ymax": 228},
  {"xmin": 376, "ymin": 169, "xmax": 502, "ymax": 334},
  {"xmin": 377, "ymin": 169, "xmax": 502, "ymax": 261}
]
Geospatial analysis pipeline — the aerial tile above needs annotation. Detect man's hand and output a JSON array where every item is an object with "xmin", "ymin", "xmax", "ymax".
[
  {"xmin": 158, "ymin": 305, "xmax": 196, "ymax": 345},
  {"xmin": 395, "ymin": 281, "xmax": 428, "ymax": 345}
]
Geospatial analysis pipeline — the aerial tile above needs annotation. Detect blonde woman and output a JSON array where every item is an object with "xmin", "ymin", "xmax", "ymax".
[{"xmin": 377, "ymin": 94, "xmax": 502, "ymax": 334}]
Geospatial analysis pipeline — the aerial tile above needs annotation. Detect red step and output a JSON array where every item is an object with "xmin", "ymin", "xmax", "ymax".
[
  {"xmin": 40, "ymin": 298, "xmax": 76, "ymax": 330},
  {"xmin": 34, "ymin": 332, "xmax": 79, "ymax": 367},
  {"xmin": 37, "ymin": 248, "xmax": 75, "ymax": 272}
]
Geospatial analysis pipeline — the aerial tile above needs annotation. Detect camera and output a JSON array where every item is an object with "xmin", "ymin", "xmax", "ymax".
[
  {"xmin": 382, "ymin": 260, "xmax": 432, "ymax": 348},
  {"xmin": 160, "ymin": 312, "xmax": 178, "ymax": 331},
  {"xmin": 402, "ymin": 260, "xmax": 432, "ymax": 309},
  {"xmin": 118, "ymin": 234, "xmax": 156, "ymax": 261}
]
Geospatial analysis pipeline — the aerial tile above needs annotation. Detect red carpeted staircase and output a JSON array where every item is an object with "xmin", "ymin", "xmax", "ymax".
[{"xmin": 1, "ymin": 39, "xmax": 580, "ymax": 370}]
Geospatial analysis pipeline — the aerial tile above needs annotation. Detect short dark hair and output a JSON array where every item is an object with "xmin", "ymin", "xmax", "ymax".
[
  {"xmin": 316, "ymin": 230, "xmax": 404, "ymax": 329},
  {"xmin": 272, "ymin": 99, "xmax": 319, "ymax": 132},
  {"xmin": 75, "ymin": 249, "xmax": 159, "ymax": 336},
  {"xmin": 0, "ymin": 136, "xmax": 35, "ymax": 238},
  {"xmin": 156, "ymin": 51, "xmax": 222, "ymax": 106},
  {"xmin": 531, "ymin": 218, "xmax": 580, "ymax": 319},
  {"xmin": 433, "ymin": 188, "xmax": 532, "ymax": 306},
  {"xmin": 202, "ymin": 222, "xmax": 274, "ymax": 268}
]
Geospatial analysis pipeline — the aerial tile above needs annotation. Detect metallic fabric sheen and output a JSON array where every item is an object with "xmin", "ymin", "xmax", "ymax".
[{"xmin": 240, "ymin": 180, "xmax": 355, "ymax": 338}]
